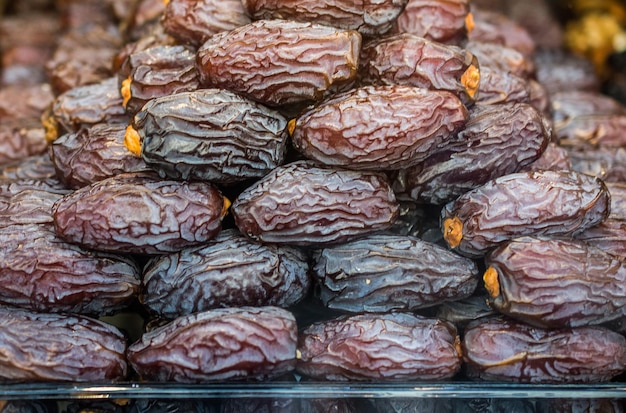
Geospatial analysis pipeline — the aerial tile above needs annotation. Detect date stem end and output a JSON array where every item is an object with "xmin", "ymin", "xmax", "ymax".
[
  {"xmin": 483, "ymin": 266, "xmax": 500, "ymax": 298},
  {"xmin": 443, "ymin": 216, "xmax": 463, "ymax": 249},
  {"xmin": 124, "ymin": 125, "xmax": 142, "ymax": 157}
]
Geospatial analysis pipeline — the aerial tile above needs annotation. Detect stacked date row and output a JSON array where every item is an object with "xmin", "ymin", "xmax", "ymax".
[{"xmin": 2, "ymin": 0, "xmax": 626, "ymax": 393}]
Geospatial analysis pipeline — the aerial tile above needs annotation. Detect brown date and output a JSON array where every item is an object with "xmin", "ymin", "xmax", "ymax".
[
  {"xmin": 52, "ymin": 172, "xmax": 228, "ymax": 254},
  {"xmin": 0, "ymin": 305, "xmax": 128, "ymax": 382},
  {"xmin": 196, "ymin": 19, "xmax": 361, "ymax": 107},
  {"xmin": 468, "ymin": 8, "xmax": 535, "ymax": 58},
  {"xmin": 392, "ymin": 0, "xmax": 472, "ymax": 45},
  {"xmin": 0, "ymin": 154, "xmax": 57, "ymax": 181},
  {"xmin": 568, "ymin": 146, "xmax": 626, "ymax": 182},
  {"xmin": 0, "ymin": 119, "xmax": 48, "ymax": 165},
  {"xmin": 473, "ymin": 66, "xmax": 531, "ymax": 105},
  {"xmin": 0, "ymin": 223, "xmax": 141, "ymax": 315},
  {"xmin": 359, "ymin": 34, "xmax": 480, "ymax": 105},
  {"xmin": 127, "ymin": 306, "xmax": 297, "ymax": 382},
  {"xmin": 141, "ymin": 228, "xmax": 311, "ymax": 319},
  {"xmin": 518, "ymin": 142, "xmax": 572, "ymax": 173},
  {"xmin": 242, "ymin": 0, "xmax": 408, "ymax": 37},
  {"xmin": 465, "ymin": 40, "xmax": 535, "ymax": 79},
  {"xmin": 126, "ymin": 89, "xmax": 289, "ymax": 184},
  {"xmin": 462, "ymin": 316, "xmax": 626, "ymax": 383},
  {"xmin": 551, "ymin": 90, "xmax": 626, "ymax": 130},
  {"xmin": 607, "ymin": 182, "xmax": 626, "ymax": 220},
  {"xmin": 555, "ymin": 113, "xmax": 626, "ymax": 149},
  {"xmin": 575, "ymin": 219, "xmax": 626, "ymax": 259},
  {"xmin": 296, "ymin": 312, "xmax": 462, "ymax": 381},
  {"xmin": 290, "ymin": 85, "xmax": 469, "ymax": 170},
  {"xmin": 311, "ymin": 234, "xmax": 478, "ymax": 313},
  {"xmin": 0, "ymin": 84, "xmax": 54, "ymax": 121},
  {"xmin": 533, "ymin": 48, "xmax": 600, "ymax": 95},
  {"xmin": 484, "ymin": 236, "xmax": 626, "ymax": 328},
  {"xmin": 231, "ymin": 161, "xmax": 399, "ymax": 246},
  {"xmin": 0, "ymin": 178, "xmax": 71, "ymax": 228},
  {"xmin": 441, "ymin": 170, "xmax": 610, "ymax": 257},
  {"xmin": 49, "ymin": 123, "xmax": 149, "ymax": 189}
]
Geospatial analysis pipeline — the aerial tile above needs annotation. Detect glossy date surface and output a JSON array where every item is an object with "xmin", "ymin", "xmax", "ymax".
[{"xmin": 393, "ymin": 0, "xmax": 471, "ymax": 45}]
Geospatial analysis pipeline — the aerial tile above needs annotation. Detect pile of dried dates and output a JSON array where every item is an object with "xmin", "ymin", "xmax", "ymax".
[{"xmin": 2, "ymin": 0, "xmax": 626, "ymax": 411}]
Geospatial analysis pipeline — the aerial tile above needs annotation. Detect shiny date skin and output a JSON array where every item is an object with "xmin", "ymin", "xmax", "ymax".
[
  {"xmin": 462, "ymin": 317, "xmax": 626, "ymax": 383},
  {"xmin": 311, "ymin": 234, "xmax": 478, "ymax": 313},
  {"xmin": 290, "ymin": 85, "xmax": 468, "ymax": 170},
  {"xmin": 551, "ymin": 90, "xmax": 626, "ymax": 129},
  {"xmin": 196, "ymin": 19, "xmax": 361, "ymax": 107},
  {"xmin": 575, "ymin": 219, "xmax": 626, "ymax": 259},
  {"xmin": 393, "ymin": 0, "xmax": 471, "ymax": 45},
  {"xmin": 359, "ymin": 34, "xmax": 480, "ymax": 105},
  {"xmin": 395, "ymin": 102, "xmax": 550, "ymax": 205},
  {"xmin": 474, "ymin": 66, "xmax": 531, "ymax": 105},
  {"xmin": 0, "ymin": 119, "xmax": 48, "ymax": 165},
  {"xmin": 567, "ymin": 146, "xmax": 626, "ymax": 183},
  {"xmin": 141, "ymin": 229, "xmax": 311, "ymax": 319},
  {"xmin": 0, "ymin": 178, "xmax": 71, "ymax": 228},
  {"xmin": 0, "ymin": 223, "xmax": 141, "ymax": 315},
  {"xmin": 232, "ymin": 161, "xmax": 399, "ymax": 246},
  {"xmin": 127, "ymin": 306, "xmax": 297, "ymax": 383},
  {"xmin": 49, "ymin": 123, "xmax": 149, "ymax": 189},
  {"xmin": 296, "ymin": 312, "xmax": 461, "ymax": 381},
  {"xmin": 242, "ymin": 0, "xmax": 408, "ymax": 37},
  {"xmin": 52, "ymin": 172, "xmax": 228, "ymax": 254},
  {"xmin": 555, "ymin": 113, "xmax": 626, "ymax": 148},
  {"xmin": 0, "ymin": 154, "xmax": 58, "ymax": 181},
  {"xmin": 465, "ymin": 40, "xmax": 535, "ymax": 79},
  {"xmin": 468, "ymin": 8, "xmax": 535, "ymax": 58},
  {"xmin": 126, "ymin": 89, "xmax": 289, "ymax": 184},
  {"xmin": 441, "ymin": 170, "xmax": 610, "ymax": 257},
  {"xmin": 0, "ymin": 305, "xmax": 128, "ymax": 382},
  {"xmin": 484, "ymin": 236, "xmax": 626, "ymax": 328}
]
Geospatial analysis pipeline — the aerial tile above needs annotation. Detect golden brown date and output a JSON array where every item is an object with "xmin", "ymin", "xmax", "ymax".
[
  {"xmin": 0, "ymin": 305, "xmax": 128, "ymax": 382},
  {"xmin": 52, "ymin": 172, "xmax": 228, "ymax": 254},
  {"xmin": 127, "ymin": 306, "xmax": 297, "ymax": 382},
  {"xmin": 232, "ymin": 161, "xmax": 399, "ymax": 246},
  {"xmin": 462, "ymin": 317, "xmax": 626, "ymax": 383},
  {"xmin": 296, "ymin": 312, "xmax": 462, "ymax": 381},
  {"xmin": 242, "ymin": 0, "xmax": 408, "ymax": 37},
  {"xmin": 484, "ymin": 236, "xmax": 626, "ymax": 328},
  {"xmin": 393, "ymin": 0, "xmax": 472, "ymax": 45},
  {"xmin": 290, "ymin": 85, "xmax": 468, "ymax": 170},
  {"xmin": 441, "ymin": 170, "xmax": 610, "ymax": 257},
  {"xmin": 196, "ymin": 19, "xmax": 361, "ymax": 107},
  {"xmin": 359, "ymin": 34, "xmax": 480, "ymax": 105},
  {"xmin": 311, "ymin": 234, "xmax": 478, "ymax": 313}
]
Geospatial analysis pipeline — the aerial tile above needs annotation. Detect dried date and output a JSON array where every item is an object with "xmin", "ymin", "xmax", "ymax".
[
  {"xmin": 0, "ymin": 154, "xmax": 57, "ymax": 181},
  {"xmin": 141, "ymin": 228, "xmax": 310, "ymax": 319},
  {"xmin": 359, "ymin": 34, "xmax": 480, "ymax": 105},
  {"xmin": 290, "ymin": 85, "xmax": 468, "ymax": 170},
  {"xmin": 393, "ymin": 0, "xmax": 472, "ymax": 45},
  {"xmin": 242, "ymin": 0, "xmax": 408, "ymax": 37},
  {"xmin": 311, "ymin": 234, "xmax": 478, "ymax": 313},
  {"xmin": 533, "ymin": 48, "xmax": 599, "ymax": 95},
  {"xmin": 607, "ymin": 182, "xmax": 626, "ymax": 220},
  {"xmin": 127, "ymin": 306, "xmax": 297, "ymax": 382},
  {"xmin": 555, "ymin": 113, "xmax": 626, "ymax": 148},
  {"xmin": 518, "ymin": 142, "xmax": 572, "ymax": 173},
  {"xmin": 296, "ymin": 312, "xmax": 461, "ymax": 381},
  {"xmin": 484, "ymin": 236, "xmax": 626, "ymax": 328},
  {"xmin": 126, "ymin": 89, "xmax": 289, "ymax": 184},
  {"xmin": 551, "ymin": 90, "xmax": 626, "ymax": 129},
  {"xmin": 473, "ymin": 66, "xmax": 531, "ymax": 105},
  {"xmin": 0, "ymin": 119, "xmax": 48, "ymax": 164},
  {"xmin": 465, "ymin": 40, "xmax": 535, "ymax": 79},
  {"xmin": 52, "ymin": 172, "xmax": 228, "ymax": 254},
  {"xmin": 231, "ymin": 161, "xmax": 399, "ymax": 246},
  {"xmin": 468, "ymin": 8, "xmax": 535, "ymax": 58},
  {"xmin": 462, "ymin": 316, "xmax": 626, "ymax": 383},
  {"xmin": 0, "ymin": 178, "xmax": 71, "ymax": 228},
  {"xmin": 567, "ymin": 146, "xmax": 626, "ymax": 182},
  {"xmin": 0, "ymin": 305, "xmax": 128, "ymax": 382},
  {"xmin": 196, "ymin": 19, "xmax": 361, "ymax": 107},
  {"xmin": 441, "ymin": 170, "xmax": 611, "ymax": 257},
  {"xmin": 575, "ymin": 219, "xmax": 626, "ymax": 259}
]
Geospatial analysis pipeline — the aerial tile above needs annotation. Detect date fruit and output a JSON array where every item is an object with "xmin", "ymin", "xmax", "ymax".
[
  {"xmin": 290, "ymin": 85, "xmax": 468, "ymax": 170},
  {"xmin": 393, "ymin": 0, "xmax": 472, "ymax": 45},
  {"xmin": 484, "ymin": 236, "xmax": 626, "ymax": 328},
  {"xmin": 52, "ymin": 172, "xmax": 228, "ymax": 254},
  {"xmin": 0, "ymin": 305, "xmax": 128, "ymax": 382},
  {"xmin": 0, "ymin": 178, "xmax": 71, "ymax": 228},
  {"xmin": 311, "ymin": 234, "xmax": 478, "ymax": 313},
  {"xmin": 296, "ymin": 312, "xmax": 462, "ymax": 381},
  {"xmin": 231, "ymin": 161, "xmax": 399, "ymax": 246},
  {"xmin": 196, "ymin": 19, "xmax": 361, "ymax": 107},
  {"xmin": 125, "ymin": 89, "xmax": 289, "ymax": 184},
  {"xmin": 462, "ymin": 316, "xmax": 626, "ymax": 383},
  {"xmin": 127, "ymin": 306, "xmax": 297, "ymax": 382},
  {"xmin": 141, "ymin": 229, "xmax": 310, "ymax": 319},
  {"xmin": 441, "ymin": 170, "xmax": 610, "ymax": 257}
]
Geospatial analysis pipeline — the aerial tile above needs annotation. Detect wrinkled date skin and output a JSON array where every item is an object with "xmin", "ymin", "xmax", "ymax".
[
  {"xmin": 518, "ymin": 142, "xmax": 572, "ymax": 174},
  {"xmin": 575, "ymin": 219, "xmax": 626, "ymax": 259},
  {"xmin": 126, "ymin": 89, "xmax": 289, "ymax": 184},
  {"xmin": 465, "ymin": 40, "xmax": 535, "ymax": 79},
  {"xmin": 232, "ymin": 161, "xmax": 399, "ymax": 246},
  {"xmin": 0, "ymin": 306, "xmax": 128, "ymax": 382},
  {"xmin": 555, "ymin": 114, "xmax": 626, "ymax": 149},
  {"xmin": 468, "ymin": 8, "xmax": 535, "ymax": 58},
  {"xmin": 119, "ymin": 45, "xmax": 200, "ymax": 115},
  {"xmin": 474, "ymin": 66, "xmax": 531, "ymax": 105},
  {"xmin": 0, "ymin": 154, "xmax": 58, "ymax": 181},
  {"xmin": 52, "ymin": 172, "xmax": 228, "ymax": 254},
  {"xmin": 392, "ymin": 0, "xmax": 471, "ymax": 45},
  {"xmin": 395, "ymin": 102, "xmax": 550, "ymax": 205},
  {"xmin": 0, "ymin": 178, "xmax": 71, "ymax": 228},
  {"xmin": 141, "ymin": 229, "xmax": 311, "ymax": 319},
  {"xmin": 484, "ymin": 236, "xmax": 626, "ymax": 328},
  {"xmin": 296, "ymin": 312, "xmax": 462, "ymax": 381},
  {"xmin": 311, "ymin": 234, "xmax": 478, "ymax": 313},
  {"xmin": 441, "ymin": 170, "xmax": 610, "ymax": 257},
  {"xmin": 127, "ymin": 306, "xmax": 297, "ymax": 382},
  {"xmin": 550, "ymin": 90, "xmax": 626, "ymax": 129},
  {"xmin": 0, "ymin": 119, "xmax": 48, "ymax": 164},
  {"xmin": 242, "ymin": 0, "xmax": 408, "ymax": 37},
  {"xmin": 567, "ymin": 147, "xmax": 626, "ymax": 183},
  {"xmin": 359, "ymin": 34, "xmax": 480, "ymax": 106},
  {"xmin": 161, "ymin": 0, "xmax": 251, "ymax": 46},
  {"xmin": 462, "ymin": 317, "xmax": 626, "ymax": 383},
  {"xmin": 49, "ymin": 123, "xmax": 149, "ymax": 189},
  {"xmin": 196, "ymin": 19, "xmax": 361, "ymax": 107},
  {"xmin": 290, "ymin": 85, "xmax": 468, "ymax": 170},
  {"xmin": 0, "ymin": 223, "xmax": 141, "ymax": 315}
]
